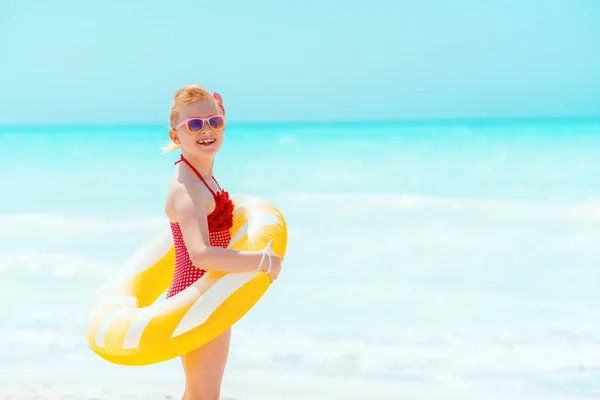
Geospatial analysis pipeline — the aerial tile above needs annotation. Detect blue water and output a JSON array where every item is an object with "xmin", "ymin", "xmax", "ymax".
[{"xmin": 1, "ymin": 118, "xmax": 600, "ymax": 399}]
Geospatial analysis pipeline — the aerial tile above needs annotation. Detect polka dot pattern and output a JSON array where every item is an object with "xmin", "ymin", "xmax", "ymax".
[
  {"xmin": 166, "ymin": 222, "xmax": 232, "ymax": 298},
  {"xmin": 165, "ymin": 194, "xmax": 234, "ymax": 299},
  {"xmin": 166, "ymin": 156, "xmax": 235, "ymax": 299}
]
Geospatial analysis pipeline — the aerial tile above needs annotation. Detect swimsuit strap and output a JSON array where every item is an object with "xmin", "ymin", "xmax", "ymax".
[
  {"xmin": 175, "ymin": 155, "xmax": 220, "ymax": 197},
  {"xmin": 212, "ymin": 176, "xmax": 223, "ymax": 192}
]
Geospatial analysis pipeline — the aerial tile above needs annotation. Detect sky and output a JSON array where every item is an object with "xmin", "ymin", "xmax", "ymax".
[{"xmin": 1, "ymin": 0, "xmax": 599, "ymax": 124}]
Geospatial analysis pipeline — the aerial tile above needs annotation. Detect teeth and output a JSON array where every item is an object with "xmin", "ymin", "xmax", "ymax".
[{"xmin": 199, "ymin": 139, "xmax": 215, "ymax": 144}]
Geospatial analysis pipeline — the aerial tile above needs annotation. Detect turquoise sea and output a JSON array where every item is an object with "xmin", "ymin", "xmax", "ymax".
[{"xmin": 1, "ymin": 118, "xmax": 600, "ymax": 398}]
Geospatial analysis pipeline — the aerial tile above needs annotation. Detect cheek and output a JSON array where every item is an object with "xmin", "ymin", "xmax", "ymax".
[
  {"xmin": 180, "ymin": 133, "xmax": 195, "ymax": 143},
  {"xmin": 178, "ymin": 134, "xmax": 196, "ymax": 148}
]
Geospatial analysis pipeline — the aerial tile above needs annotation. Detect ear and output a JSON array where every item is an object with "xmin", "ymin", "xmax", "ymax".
[{"xmin": 168, "ymin": 129, "xmax": 180, "ymax": 144}]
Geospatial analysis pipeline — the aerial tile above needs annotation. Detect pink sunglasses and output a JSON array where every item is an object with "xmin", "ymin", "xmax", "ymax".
[{"xmin": 176, "ymin": 115, "xmax": 225, "ymax": 132}]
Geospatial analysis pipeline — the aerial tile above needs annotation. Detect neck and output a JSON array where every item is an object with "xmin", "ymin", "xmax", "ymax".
[{"xmin": 180, "ymin": 152, "xmax": 215, "ymax": 178}]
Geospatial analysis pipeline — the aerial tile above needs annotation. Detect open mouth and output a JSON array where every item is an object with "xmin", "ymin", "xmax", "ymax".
[{"xmin": 197, "ymin": 138, "xmax": 216, "ymax": 146}]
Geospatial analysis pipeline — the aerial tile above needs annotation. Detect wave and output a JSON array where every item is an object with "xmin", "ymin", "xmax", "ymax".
[
  {"xmin": 229, "ymin": 328, "xmax": 600, "ymax": 377},
  {"xmin": 281, "ymin": 191, "xmax": 600, "ymax": 221},
  {"xmin": 0, "ymin": 213, "xmax": 166, "ymax": 232},
  {"xmin": 1, "ymin": 191, "xmax": 599, "ymax": 281},
  {"xmin": 2, "ymin": 326, "xmax": 600, "ymax": 383},
  {"xmin": 0, "ymin": 251, "xmax": 116, "ymax": 278},
  {"xmin": 1, "ymin": 193, "xmax": 598, "ymax": 236},
  {"xmin": 0, "ymin": 329, "xmax": 82, "ymax": 350}
]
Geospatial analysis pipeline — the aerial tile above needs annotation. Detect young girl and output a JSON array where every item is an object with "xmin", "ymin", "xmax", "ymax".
[{"xmin": 163, "ymin": 84, "xmax": 283, "ymax": 400}]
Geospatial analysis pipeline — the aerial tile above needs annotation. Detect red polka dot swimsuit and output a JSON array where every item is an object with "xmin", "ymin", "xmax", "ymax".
[{"xmin": 165, "ymin": 155, "xmax": 234, "ymax": 299}]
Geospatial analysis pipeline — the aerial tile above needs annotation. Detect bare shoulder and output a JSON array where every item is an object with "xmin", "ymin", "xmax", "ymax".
[{"xmin": 165, "ymin": 167, "xmax": 209, "ymax": 222}]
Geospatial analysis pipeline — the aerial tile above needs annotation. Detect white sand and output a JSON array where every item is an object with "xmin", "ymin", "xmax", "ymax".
[
  {"xmin": 0, "ymin": 371, "xmax": 575, "ymax": 400},
  {"xmin": 0, "ymin": 363, "xmax": 405, "ymax": 400},
  {"xmin": 0, "ymin": 360, "xmax": 586, "ymax": 400}
]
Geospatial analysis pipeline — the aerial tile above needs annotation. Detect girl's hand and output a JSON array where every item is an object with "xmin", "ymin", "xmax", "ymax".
[{"xmin": 257, "ymin": 240, "xmax": 283, "ymax": 283}]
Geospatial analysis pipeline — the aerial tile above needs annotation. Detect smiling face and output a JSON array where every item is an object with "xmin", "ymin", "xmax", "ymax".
[
  {"xmin": 164, "ymin": 84, "xmax": 227, "ymax": 156},
  {"xmin": 169, "ymin": 99, "xmax": 225, "ymax": 157}
]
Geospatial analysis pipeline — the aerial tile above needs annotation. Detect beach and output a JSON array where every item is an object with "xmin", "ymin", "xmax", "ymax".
[
  {"xmin": 0, "ymin": 364, "xmax": 565, "ymax": 400},
  {"xmin": 1, "ymin": 119, "xmax": 600, "ymax": 399}
]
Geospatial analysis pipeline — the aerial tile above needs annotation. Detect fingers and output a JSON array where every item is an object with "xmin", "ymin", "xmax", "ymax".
[
  {"xmin": 269, "ymin": 266, "xmax": 281, "ymax": 283},
  {"xmin": 262, "ymin": 241, "xmax": 280, "ymax": 285}
]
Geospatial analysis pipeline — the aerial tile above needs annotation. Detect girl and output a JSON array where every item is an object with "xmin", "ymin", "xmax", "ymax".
[{"xmin": 163, "ymin": 84, "xmax": 283, "ymax": 400}]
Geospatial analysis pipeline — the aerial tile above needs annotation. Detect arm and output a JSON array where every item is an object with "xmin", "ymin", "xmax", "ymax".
[{"xmin": 172, "ymin": 180, "xmax": 264, "ymax": 273}]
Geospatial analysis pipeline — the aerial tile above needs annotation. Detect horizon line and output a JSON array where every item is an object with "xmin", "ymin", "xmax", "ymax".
[{"xmin": 1, "ymin": 114, "xmax": 599, "ymax": 129}]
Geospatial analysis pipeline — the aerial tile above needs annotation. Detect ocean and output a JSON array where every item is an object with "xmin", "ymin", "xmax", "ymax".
[{"xmin": 1, "ymin": 118, "xmax": 600, "ymax": 399}]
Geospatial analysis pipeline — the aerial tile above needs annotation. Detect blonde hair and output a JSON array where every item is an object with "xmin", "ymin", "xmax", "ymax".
[{"xmin": 161, "ymin": 84, "xmax": 221, "ymax": 153}]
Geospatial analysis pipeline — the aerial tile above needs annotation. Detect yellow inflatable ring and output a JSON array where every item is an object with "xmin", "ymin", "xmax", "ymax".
[{"xmin": 84, "ymin": 194, "xmax": 287, "ymax": 366}]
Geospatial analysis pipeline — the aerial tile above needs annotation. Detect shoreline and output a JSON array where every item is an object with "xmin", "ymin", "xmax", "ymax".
[
  {"xmin": 0, "ymin": 362, "xmax": 405, "ymax": 400},
  {"xmin": 0, "ymin": 362, "xmax": 581, "ymax": 400}
]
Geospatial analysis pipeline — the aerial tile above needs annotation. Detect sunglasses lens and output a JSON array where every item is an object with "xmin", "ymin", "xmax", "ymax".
[
  {"xmin": 187, "ymin": 119, "xmax": 204, "ymax": 131},
  {"xmin": 209, "ymin": 116, "xmax": 224, "ymax": 129}
]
